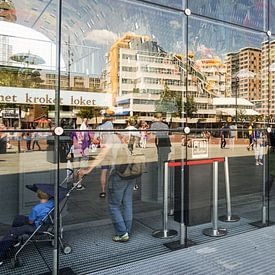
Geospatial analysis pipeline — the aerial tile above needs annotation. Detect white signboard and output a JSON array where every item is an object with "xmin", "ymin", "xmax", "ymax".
[
  {"xmin": 192, "ymin": 138, "xmax": 208, "ymax": 159},
  {"xmin": 0, "ymin": 87, "xmax": 112, "ymax": 107},
  {"xmin": 2, "ymin": 108, "xmax": 19, "ymax": 118}
]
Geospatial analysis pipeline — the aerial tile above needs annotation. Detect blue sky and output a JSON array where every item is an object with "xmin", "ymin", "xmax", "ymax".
[{"xmin": 10, "ymin": 0, "xmax": 272, "ymax": 74}]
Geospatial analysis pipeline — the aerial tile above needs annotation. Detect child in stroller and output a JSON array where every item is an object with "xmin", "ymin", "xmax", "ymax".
[{"xmin": 0, "ymin": 189, "xmax": 54, "ymax": 266}]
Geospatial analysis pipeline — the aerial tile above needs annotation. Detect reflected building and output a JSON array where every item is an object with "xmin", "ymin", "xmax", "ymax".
[
  {"xmin": 104, "ymin": 33, "xmax": 216, "ymax": 124},
  {"xmin": 194, "ymin": 59, "xmax": 226, "ymax": 97},
  {"xmin": 225, "ymin": 47, "xmax": 261, "ymax": 102},
  {"xmin": 261, "ymin": 40, "xmax": 275, "ymax": 116}
]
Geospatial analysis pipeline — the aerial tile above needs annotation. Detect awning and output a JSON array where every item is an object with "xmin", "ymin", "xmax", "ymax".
[{"xmin": 216, "ymin": 108, "xmax": 259, "ymax": 116}]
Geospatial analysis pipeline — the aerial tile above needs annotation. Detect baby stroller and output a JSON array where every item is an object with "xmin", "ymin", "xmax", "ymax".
[{"xmin": 10, "ymin": 168, "xmax": 83, "ymax": 268}]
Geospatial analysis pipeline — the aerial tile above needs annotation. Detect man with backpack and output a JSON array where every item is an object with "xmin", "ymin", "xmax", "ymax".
[{"xmin": 78, "ymin": 128, "xmax": 144, "ymax": 242}]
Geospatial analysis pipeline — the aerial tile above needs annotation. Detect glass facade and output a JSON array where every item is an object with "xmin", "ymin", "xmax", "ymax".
[{"xmin": 0, "ymin": 0, "xmax": 274, "ymax": 274}]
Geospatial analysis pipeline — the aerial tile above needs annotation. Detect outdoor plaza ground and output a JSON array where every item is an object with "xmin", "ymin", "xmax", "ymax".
[{"xmin": 0, "ymin": 138, "xmax": 275, "ymax": 274}]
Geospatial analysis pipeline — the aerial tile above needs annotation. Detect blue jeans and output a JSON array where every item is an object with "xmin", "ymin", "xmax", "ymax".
[{"xmin": 108, "ymin": 173, "xmax": 136, "ymax": 236}]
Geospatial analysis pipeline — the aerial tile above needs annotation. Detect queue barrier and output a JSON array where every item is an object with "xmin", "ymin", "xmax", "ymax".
[{"xmin": 164, "ymin": 158, "xmax": 230, "ymax": 250}]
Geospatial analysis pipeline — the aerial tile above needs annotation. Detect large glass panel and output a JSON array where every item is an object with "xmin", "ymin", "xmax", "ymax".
[
  {"xmin": 0, "ymin": 0, "xmax": 58, "ymax": 273},
  {"xmin": 185, "ymin": 16, "xmax": 267, "ymax": 244},
  {"xmin": 57, "ymin": 0, "xmax": 185, "ymax": 273},
  {"xmin": 189, "ymin": 0, "xmax": 267, "ymax": 31}
]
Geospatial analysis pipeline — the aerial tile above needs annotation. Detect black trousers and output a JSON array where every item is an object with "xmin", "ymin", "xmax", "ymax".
[{"xmin": 0, "ymin": 215, "xmax": 35, "ymax": 259}]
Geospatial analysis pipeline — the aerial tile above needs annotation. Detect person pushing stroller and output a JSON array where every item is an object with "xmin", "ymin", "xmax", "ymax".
[{"xmin": 0, "ymin": 189, "xmax": 54, "ymax": 266}]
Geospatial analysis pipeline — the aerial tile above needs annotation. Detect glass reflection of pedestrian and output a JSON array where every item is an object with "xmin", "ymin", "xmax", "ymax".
[
  {"xmin": 32, "ymin": 126, "xmax": 41, "ymax": 151},
  {"xmin": 94, "ymin": 118, "xmax": 114, "ymax": 198},
  {"xmin": 253, "ymin": 125, "xmax": 264, "ymax": 166},
  {"xmin": 79, "ymin": 131, "xmax": 135, "ymax": 243},
  {"xmin": 247, "ymin": 124, "xmax": 254, "ymax": 151},
  {"xmin": 150, "ymin": 113, "xmax": 171, "ymax": 200},
  {"xmin": 220, "ymin": 124, "xmax": 227, "ymax": 149},
  {"xmin": 24, "ymin": 131, "xmax": 32, "ymax": 151}
]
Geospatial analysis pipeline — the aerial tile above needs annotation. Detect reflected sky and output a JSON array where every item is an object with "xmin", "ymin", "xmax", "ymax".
[{"xmin": 3, "ymin": 0, "xmax": 272, "ymax": 75}]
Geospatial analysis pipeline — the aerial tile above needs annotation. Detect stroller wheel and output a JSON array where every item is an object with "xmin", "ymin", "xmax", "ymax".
[
  {"xmin": 62, "ymin": 244, "xmax": 72, "ymax": 255},
  {"xmin": 10, "ymin": 257, "xmax": 23, "ymax": 269}
]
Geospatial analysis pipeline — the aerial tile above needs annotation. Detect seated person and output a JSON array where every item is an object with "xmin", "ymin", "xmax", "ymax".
[{"xmin": 0, "ymin": 190, "xmax": 54, "ymax": 266}]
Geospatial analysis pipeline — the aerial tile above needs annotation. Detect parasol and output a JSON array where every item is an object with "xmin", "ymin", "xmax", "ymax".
[{"xmin": 10, "ymin": 53, "xmax": 45, "ymax": 65}]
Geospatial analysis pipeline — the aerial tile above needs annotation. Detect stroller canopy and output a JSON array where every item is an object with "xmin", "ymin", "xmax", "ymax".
[{"xmin": 26, "ymin": 184, "xmax": 68, "ymax": 201}]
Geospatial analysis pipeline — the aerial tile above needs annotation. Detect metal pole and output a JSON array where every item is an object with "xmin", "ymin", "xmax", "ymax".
[
  {"xmin": 53, "ymin": 0, "xmax": 62, "ymax": 274},
  {"xmin": 262, "ymin": 153, "xmax": 267, "ymax": 224},
  {"xmin": 152, "ymin": 162, "xmax": 177, "ymax": 238},
  {"xmin": 219, "ymin": 157, "xmax": 240, "ymax": 222},
  {"xmin": 203, "ymin": 162, "xmax": 227, "ymax": 237},
  {"xmin": 163, "ymin": 162, "xmax": 169, "ymax": 236}
]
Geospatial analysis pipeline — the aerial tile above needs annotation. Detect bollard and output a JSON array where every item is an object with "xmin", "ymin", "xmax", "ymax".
[
  {"xmin": 203, "ymin": 161, "xmax": 227, "ymax": 237},
  {"xmin": 219, "ymin": 157, "xmax": 240, "ymax": 222},
  {"xmin": 153, "ymin": 162, "xmax": 177, "ymax": 238}
]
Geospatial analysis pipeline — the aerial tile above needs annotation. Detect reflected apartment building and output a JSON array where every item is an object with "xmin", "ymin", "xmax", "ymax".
[
  {"xmin": 103, "ymin": 33, "xmax": 216, "ymax": 124},
  {"xmin": 225, "ymin": 47, "xmax": 261, "ymax": 102},
  {"xmin": 261, "ymin": 40, "xmax": 275, "ymax": 116}
]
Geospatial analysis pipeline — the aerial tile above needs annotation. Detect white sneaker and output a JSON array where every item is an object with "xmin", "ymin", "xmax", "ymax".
[
  {"xmin": 0, "ymin": 261, "xmax": 3, "ymax": 266},
  {"xmin": 256, "ymin": 161, "xmax": 259, "ymax": 166},
  {"xmin": 259, "ymin": 162, "xmax": 263, "ymax": 166}
]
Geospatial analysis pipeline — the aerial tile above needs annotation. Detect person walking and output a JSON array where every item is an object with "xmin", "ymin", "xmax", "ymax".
[
  {"xmin": 125, "ymin": 117, "xmax": 140, "ymax": 155},
  {"xmin": 150, "ymin": 113, "xmax": 171, "ymax": 201},
  {"xmin": 32, "ymin": 126, "xmax": 41, "ymax": 151},
  {"xmin": 139, "ymin": 120, "xmax": 149, "ymax": 149},
  {"xmin": 253, "ymin": 125, "xmax": 264, "ymax": 166},
  {"xmin": 247, "ymin": 124, "xmax": 254, "ymax": 151},
  {"xmin": 220, "ymin": 124, "xmax": 227, "ymax": 149},
  {"xmin": 79, "ymin": 130, "xmax": 138, "ymax": 242}
]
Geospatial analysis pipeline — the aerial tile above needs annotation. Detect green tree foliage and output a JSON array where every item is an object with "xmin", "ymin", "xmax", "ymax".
[
  {"xmin": 0, "ymin": 67, "xmax": 43, "ymax": 88},
  {"xmin": 155, "ymin": 83, "xmax": 179, "ymax": 115},
  {"xmin": 78, "ymin": 107, "xmax": 101, "ymax": 123},
  {"xmin": 184, "ymin": 95, "xmax": 197, "ymax": 118}
]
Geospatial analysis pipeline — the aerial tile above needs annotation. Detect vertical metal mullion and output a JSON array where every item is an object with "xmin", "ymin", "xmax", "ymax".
[
  {"xmin": 53, "ymin": 0, "xmax": 62, "ymax": 274},
  {"xmin": 267, "ymin": 0, "xmax": 271, "ymax": 224}
]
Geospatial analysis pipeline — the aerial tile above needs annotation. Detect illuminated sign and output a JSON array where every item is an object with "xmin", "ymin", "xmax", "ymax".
[{"xmin": 0, "ymin": 87, "xmax": 112, "ymax": 107}]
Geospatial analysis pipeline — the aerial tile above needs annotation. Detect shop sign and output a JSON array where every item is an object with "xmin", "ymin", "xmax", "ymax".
[
  {"xmin": 2, "ymin": 108, "xmax": 19, "ymax": 118},
  {"xmin": 0, "ymin": 87, "xmax": 112, "ymax": 107},
  {"xmin": 192, "ymin": 138, "xmax": 208, "ymax": 159}
]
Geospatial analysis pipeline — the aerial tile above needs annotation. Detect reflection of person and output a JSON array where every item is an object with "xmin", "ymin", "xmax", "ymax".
[
  {"xmin": 125, "ymin": 117, "xmax": 140, "ymax": 155},
  {"xmin": 220, "ymin": 124, "xmax": 227, "ymax": 149},
  {"xmin": 79, "ymin": 131, "xmax": 135, "ymax": 242},
  {"xmin": 24, "ymin": 131, "xmax": 32, "ymax": 151},
  {"xmin": 253, "ymin": 126, "xmax": 264, "ymax": 166},
  {"xmin": 0, "ymin": 190, "xmax": 54, "ymax": 266},
  {"xmin": 139, "ymin": 120, "xmax": 149, "ymax": 149},
  {"xmin": 32, "ymin": 126, "xmax": 41, "ymax": 151},
  {"xmin": 94, "ymin": 118, "xmax": 114, "ymax": 198},
  {"xmin": 247, "ymin": 124, "xmax": 254, "ymax": 151},
  {"xmin": 150, "ymin": 113, "xmax": 171, "ymax": 200},
  {"xmin": 0, "ymin": 123, "xmax": 7, "ymax": 153}
]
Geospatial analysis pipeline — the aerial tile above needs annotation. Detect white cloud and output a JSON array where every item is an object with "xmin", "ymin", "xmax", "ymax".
[
  {"xmin": 84, "ymin": 29, "xmax": 118, "ymax": 45},
  {"xmin": 169, "ymin": 20, "xmax": 181, "ymax": 29}
]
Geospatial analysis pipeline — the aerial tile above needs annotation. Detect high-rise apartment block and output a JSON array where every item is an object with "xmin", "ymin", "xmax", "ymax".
[
  {"xmin": 261, "ymin": 41, "xmax": 275, "ymax": 115},
  {"xmin": 225, "ymin": 47, "xmax": 261, "ymax": 102}
]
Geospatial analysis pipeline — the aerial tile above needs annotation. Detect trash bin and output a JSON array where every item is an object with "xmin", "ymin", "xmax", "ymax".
[
  {"xmin": 0, "ymin": 137, "xmax": 7, "ymax": 154},
  {"xmin": 47, "ymin": 135, "xmax": 71, "ymax": 163},
  {"xmin": 174, "ymin": 161, "xmax": 212, "ymax": 226}
]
